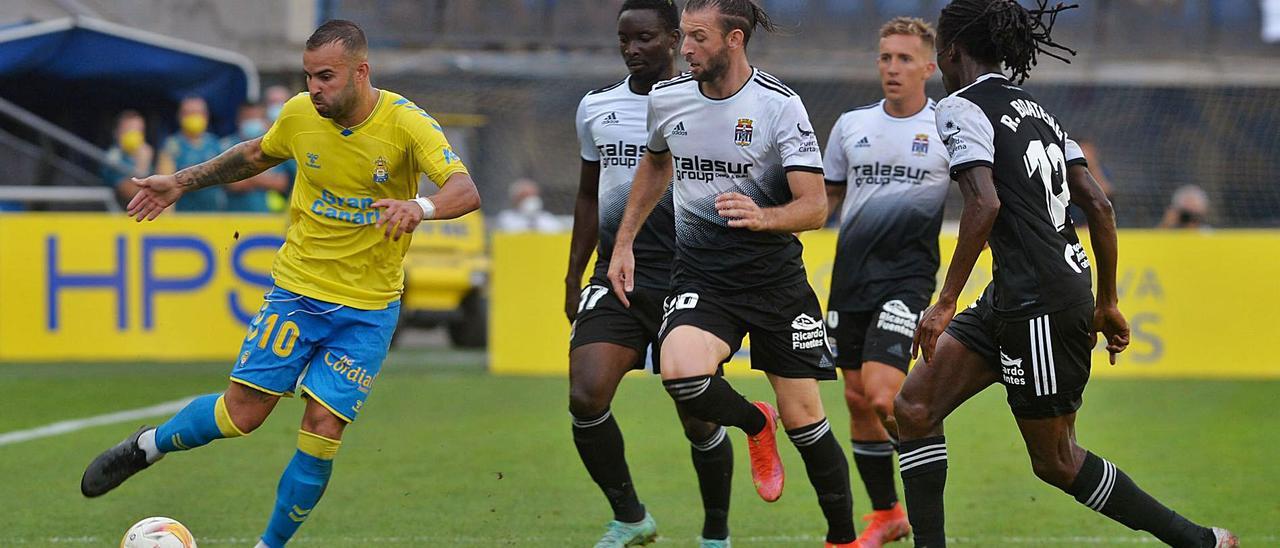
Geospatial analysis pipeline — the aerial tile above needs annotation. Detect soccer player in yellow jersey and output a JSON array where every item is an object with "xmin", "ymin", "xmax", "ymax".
[{"xmin": 80, "ymin": 20, "xmax": 481, "ymax": 547}]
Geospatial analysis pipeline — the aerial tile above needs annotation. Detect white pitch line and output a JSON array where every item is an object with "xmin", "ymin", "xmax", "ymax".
[
  {"xmin": 0, "ymin": 397, "xmax": 194, "ymax": 447},
  {"xmin": 10, "ymin": 535, "xmax": 1275, "ymax": 545}
]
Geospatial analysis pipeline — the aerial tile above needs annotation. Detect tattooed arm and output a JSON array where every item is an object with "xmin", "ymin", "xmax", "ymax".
[{"xmin": 127, "ymin": 137, "xmax": 285, "ymax": 221}]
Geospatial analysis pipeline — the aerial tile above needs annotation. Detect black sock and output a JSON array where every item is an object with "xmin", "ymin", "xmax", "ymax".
[
  {"xmin": 571, "ymin": 409, "xmax": 645, "ymax": 523},
  {"xmin": 852, "ymin": 439, "xmax": 899, "ymax": 510},
  {"xmin": 788, "ymin": 419, "xmax": 856, "ymax": 544},
  {"xmin": 690, "ymin": 426, "xmax": 733, "ymax": 540},
  {"xmin": 664, "ymin": 376, "xmax": 766, "ymax": 435},
  {"xmin": 1067, "ymin": 452, "xmax": 1214, "ymax": 548},
  {"xmin": 899, "ymin": 436, "xmax": 948, "ymax": 548}
]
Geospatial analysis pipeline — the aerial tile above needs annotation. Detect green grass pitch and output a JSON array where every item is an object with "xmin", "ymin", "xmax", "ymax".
[{"xmin": 0, "ymin": 348, "xmax": 1274, "ymax": 546}]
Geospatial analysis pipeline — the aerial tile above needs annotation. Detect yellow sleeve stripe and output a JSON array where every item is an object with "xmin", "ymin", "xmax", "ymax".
[
  {"xmin": 298, "ymin": 429, "xmax": 342, "ymax": 460},
  {"xmin": 229, "ymin": 376, "xmax": 289, "ymax": 397},
  {"xmin": 432, "ymin": 164, "xmax": 470, "ymax": 188},
  {"xmin": 214, "ymin": 395, "xmax": 248, "ymax": 438},
  {"xmin": 299, "ymin": 385, "xmax": 355, "ymax": 423}
]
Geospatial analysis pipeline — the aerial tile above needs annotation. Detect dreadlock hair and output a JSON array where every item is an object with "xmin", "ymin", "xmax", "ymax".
[
  {"xmin": 683, "ymin": 0, "xmax": 776, "ymax": 46},
  {"xmin": 937, "ymin": 0, "xmax": 1077, "ymax": 84},
  {"xmin": 620, "ymin": 0, "xmax": 681, "ymax": 33}
]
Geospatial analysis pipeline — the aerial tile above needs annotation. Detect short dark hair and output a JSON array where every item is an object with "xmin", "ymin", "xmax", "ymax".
[
  {"xmin": 619, "ymin": 0, "xmax": 681, "ymax": 33},
  {"xmin": 115, "ymin": 109, "xmax": 143, "ymax": 126},
  {"xmin": 683, "ymin": 0, "xmax": 776, "ymax": 45},
  {"xmin": 306, "ymin": 19, "xmax": 368, "ymax": 57},
  {"xmin": 937, "ymin": 0, "xmax": 1077, "ymax": 84}
]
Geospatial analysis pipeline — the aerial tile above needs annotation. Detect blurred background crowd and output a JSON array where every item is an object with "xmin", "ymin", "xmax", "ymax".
[{"xmin": 2, "ymin": 0, "xmax": 1278, "ymax": 230}]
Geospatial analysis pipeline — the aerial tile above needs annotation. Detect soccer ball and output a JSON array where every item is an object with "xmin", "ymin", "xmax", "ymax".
[{"xmin": 121, "ymin": 517, "xmax": 197, "ymax": 548}]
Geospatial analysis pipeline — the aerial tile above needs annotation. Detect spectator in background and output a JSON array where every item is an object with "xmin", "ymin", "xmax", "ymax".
[
  {"xmin": 264, "ymin": 85, "xmax": 299, "ymax": 212},
  {"xmin": 101, "ymin": 110, "xmax": 154, "ymax": 202},
  {"xmin": 1158, "ymin": 184, "xmax": 1211, "ymax": 229},
  {"xmin": 221, "ymin": 103, "xmax": 289, "ymax": 212},
  {"xmin": 495, "ymin": 177, "xmax": 561, "ymax": 232},
  {"xmin": 265, "ymin": 85, "xmax": 292, "ymax": 122},
  {"xmin": 1068, "ymin": 137, "xmax": 1115, "ymax": 228},
  {"xmin": 157, "ymin": 96, "xmax": 226, "ymax": 211},
  {"xmin": 1075, "ymin": 139, "xmax": 1114, "ymax": 197},
  {"xmin": 1265, "ymin": 0, "xmax": 1280, "ymax": 43}
]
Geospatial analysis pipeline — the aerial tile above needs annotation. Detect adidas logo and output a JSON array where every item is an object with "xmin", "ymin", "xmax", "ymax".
[
  {"xmin": 671, "ymin": 122, "xmax": 688, "ymax": 136},
  {"xmin": 854, "ymin": 136, "xmax": 871, "ymax": 148},
  {"xmin": 602, "ymin": 112, "xmax": 619, "ymax": 125}
]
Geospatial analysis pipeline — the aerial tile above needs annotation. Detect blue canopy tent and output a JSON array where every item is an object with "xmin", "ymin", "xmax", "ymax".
[{"xmin": 0, "ymin": 16, "xmax": 259, "ymax": 143}]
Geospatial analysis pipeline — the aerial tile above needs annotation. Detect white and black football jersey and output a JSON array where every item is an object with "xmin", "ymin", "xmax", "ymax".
[
  {"xmin": 576, "ymin": 76, "xmax": 676, "ymax": 290},
  {"xmin": 646, "ymin": 69, "xmax": 823, "ymax": 293},
  {"xmin": 824, "ymin": 99, "xmax": 951, "ymax": 312},
  {"xmin": 938, "ymin": 73, "xmax": 1092, "ymax": 319}
]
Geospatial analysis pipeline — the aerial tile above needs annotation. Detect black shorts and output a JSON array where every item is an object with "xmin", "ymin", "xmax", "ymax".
[
  {"xmin": 827, "ymin": 293, "xmax": 929, "ymax": 373},
  {"xmin": 946, "ymin": 295, "xmax": 1095, "ymax": 419},
  {"xmin": 658, "ymin": 282, "xmax": 837, "ymax": 381},
  {"xmin": 569, "ymin": 285, "xmax": 666, "ymax": 371}
]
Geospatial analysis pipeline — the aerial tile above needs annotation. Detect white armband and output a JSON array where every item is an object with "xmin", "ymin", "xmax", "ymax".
[{"xmin": 413, "ymin": 196, "xmax": 436, "ymax": 220}]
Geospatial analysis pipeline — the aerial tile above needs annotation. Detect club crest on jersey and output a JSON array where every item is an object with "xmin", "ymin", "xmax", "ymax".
[
  {"xmin": 912, "ymin": 134, "xmax": 930, "ymax": 156},
  {"xmin": 734, "ymin": 118, "xmax": 754, "ymax": 147},
  {"xmin": 372, "ymin": 156, "xmax": 389, "ymax": 183}
]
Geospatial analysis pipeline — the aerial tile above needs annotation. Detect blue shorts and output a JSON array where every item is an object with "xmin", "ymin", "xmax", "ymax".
[{"xmin": 230, "ymin": 286, "xmax": 399, "ymax": 422}]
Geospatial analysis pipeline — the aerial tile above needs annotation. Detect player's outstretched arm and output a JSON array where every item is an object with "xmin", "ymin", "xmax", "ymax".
[
  {"xmin": 607, "ymin": 149, "xmax": 672, "ymax": 307},
  {"xmin": 715, "ymin": 169, "xmax": 827, "ymax": 233},
  {"xmin": 421, "ymin": 172, "xmax": 481, "ymax": 220},
  {"xmin": 564, "ymin": 160, "xmax": 601, "ymax": 322},
  {"xmin": 373, "ymin": 172, "xmax": 481, "ymax": 241},
  {"xmin": 1067, "ymin": 164, "xmax": 1129, "ymax": 363},
  {"xmin": 127, "ymin": 137, "xmax": 284, "ymax": 221},
  {"xmin": 913, "ymin": 166, "xmax": 1000, "ymax": 363}
]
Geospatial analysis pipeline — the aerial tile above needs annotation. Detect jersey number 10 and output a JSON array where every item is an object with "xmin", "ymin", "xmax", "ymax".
[{"xmin": 1023, "ymin": 140, "xmax": 1070, "ymax": 231}]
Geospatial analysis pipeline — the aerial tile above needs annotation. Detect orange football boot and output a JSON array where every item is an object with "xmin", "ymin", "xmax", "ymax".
[
  {"xmin": 747, "ymin": 401, "xmax": 784, "ymax": 502},
  {"xmin": 853, "ymin": 502, "xmax": 911, "ymax": 547}
]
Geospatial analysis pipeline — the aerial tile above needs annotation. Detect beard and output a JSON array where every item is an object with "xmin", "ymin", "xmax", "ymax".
[
  {"xmin": 692, "ymin": 48, "xmax": 731, "ymax": 83},
  {"xmin": 315, "ymin": 76, "xmax": 358, "ymax": 120}
]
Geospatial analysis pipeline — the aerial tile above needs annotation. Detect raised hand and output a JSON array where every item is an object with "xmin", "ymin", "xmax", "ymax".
[
  {"xmin": 715, "ymin": 192, "xmax": 769, "ymax": 230},
  {"xmin": 126, "ymin": 175, "xmax": 184, "ymax": 221},
  {"xmin": 372, "ymin": 199, "xmax": 426, "ymax": 241}
]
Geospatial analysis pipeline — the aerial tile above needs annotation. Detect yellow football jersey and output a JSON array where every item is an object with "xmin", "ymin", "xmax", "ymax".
[{"xmin": 259, "ymin": 89, "xmax": 469, "ymax": 309}]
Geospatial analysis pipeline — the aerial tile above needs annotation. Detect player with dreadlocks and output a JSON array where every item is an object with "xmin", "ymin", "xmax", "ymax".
[{"xmin": 893, "ymin": 1, "xmax": 1239, "ymax": 546}]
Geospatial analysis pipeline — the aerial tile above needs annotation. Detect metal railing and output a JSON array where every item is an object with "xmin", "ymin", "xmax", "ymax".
[{"xmin": 0, "ymin": 95, "xmax": 125, "ymax": 211}]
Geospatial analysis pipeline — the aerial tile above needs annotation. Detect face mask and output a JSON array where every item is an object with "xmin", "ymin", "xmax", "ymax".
[
  {"xmin": 119, "ymin": 129, "xmax": 144, "ymax": 154},
  {"xmin": 180, "ymin": 114, "xmax": 208, "ymax": 137},
  {"xmin": 518, "ymin": 195, "xmax": 543, "ymax": 215},
  {"xmin": 239, "ymin": 119, "xmax": 267, "ymax": 139},
  {"xmin": 267, "ymin": 104, "xmax": 283, "ymax": 122}
]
